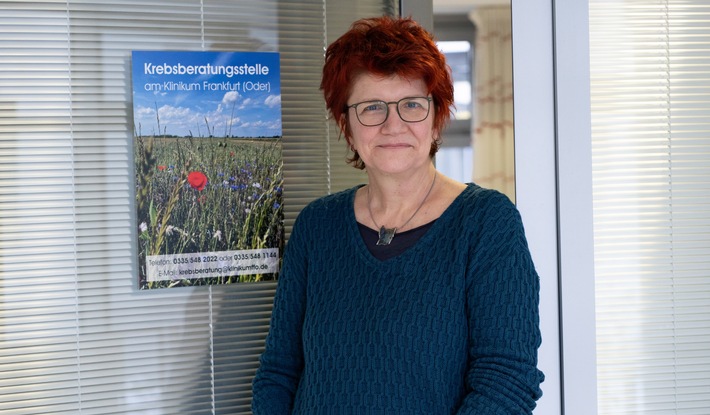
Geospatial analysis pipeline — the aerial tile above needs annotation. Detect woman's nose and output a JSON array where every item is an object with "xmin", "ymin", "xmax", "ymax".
[{"xmin": 380, "ymin": 104, "xmax": 407, "ymax": 132}]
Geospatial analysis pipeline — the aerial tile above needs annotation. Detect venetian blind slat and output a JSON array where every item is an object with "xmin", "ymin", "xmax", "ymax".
[
  {"xmin": 590, "ymin": 1, "xmax": 710, "ymax": 413},
  {"xmin": 1, "ymin": 1, "xmax": 398, "ymax": 414}
]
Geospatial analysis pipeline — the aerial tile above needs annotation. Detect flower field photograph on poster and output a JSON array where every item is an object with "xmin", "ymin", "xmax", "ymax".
[{"xmin": 132, "ymin": 51, "xmax": 283, "ymax": 289}]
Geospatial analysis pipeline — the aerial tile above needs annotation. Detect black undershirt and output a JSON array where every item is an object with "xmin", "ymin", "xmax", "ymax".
[{"xmin": 357, "ymin": 220, "xmax": 436, "ymax": 261}]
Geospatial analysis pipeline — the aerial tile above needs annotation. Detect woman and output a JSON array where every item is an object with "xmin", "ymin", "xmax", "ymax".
[{"xmin": 252, "ymin": 16, "xmax": 544, "ymax": 414}]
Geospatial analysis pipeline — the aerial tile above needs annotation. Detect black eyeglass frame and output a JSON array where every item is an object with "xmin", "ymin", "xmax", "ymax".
[{"xmin": 346, "ymin": 96, "xmax": 433, "ymax": 127}]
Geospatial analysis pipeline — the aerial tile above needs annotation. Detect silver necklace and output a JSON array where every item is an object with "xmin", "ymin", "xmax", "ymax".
[{"xmin": 367, "ymin": 171, "xmax": 438, "ymax": 246}]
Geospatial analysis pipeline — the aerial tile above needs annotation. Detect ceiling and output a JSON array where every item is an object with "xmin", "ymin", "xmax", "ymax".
[{"xmin": 433, "ymin": 0, "xmax": 509, "ymax": 14}]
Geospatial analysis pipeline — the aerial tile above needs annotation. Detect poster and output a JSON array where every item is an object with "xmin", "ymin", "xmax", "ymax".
[{"xmin": 132, "ymin": 51, "xmax": 283, "ymax": 289}]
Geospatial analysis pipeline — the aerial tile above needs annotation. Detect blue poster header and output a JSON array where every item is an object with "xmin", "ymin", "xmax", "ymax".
[{"xmin": 132, "ymin": 51, "xmax": 281, "ymax": 138}]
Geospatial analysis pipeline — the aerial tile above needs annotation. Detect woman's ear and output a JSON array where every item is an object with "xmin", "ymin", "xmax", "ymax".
[
  {"xmin": 344, "ymin": 134, "xmax": 355, "ymax": 153},
  {"xmin": 339, "ymin": 113, "xmax": 353, "ymax": 142},
  {"xmin": 338, "ymin": 113, "xmax": 348, "ymax": 131}
]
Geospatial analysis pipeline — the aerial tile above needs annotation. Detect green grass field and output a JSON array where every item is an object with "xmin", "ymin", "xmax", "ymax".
[{"xmin": 135, "ymin": 135, "xmax": 283, "ymax": 288}]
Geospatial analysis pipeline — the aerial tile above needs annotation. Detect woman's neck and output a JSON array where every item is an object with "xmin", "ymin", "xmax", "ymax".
[{"xmin": 365, "ymin": 165, "xmax": 438, "ymax": 231}]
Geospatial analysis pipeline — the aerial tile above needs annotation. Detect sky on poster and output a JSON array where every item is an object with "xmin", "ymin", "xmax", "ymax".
[{"xmin": 132, "ymin": 51, "xmax": 282, "ymax": 138}]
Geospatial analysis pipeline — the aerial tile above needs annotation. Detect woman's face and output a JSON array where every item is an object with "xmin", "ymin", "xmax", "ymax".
[{"xmin": 346, "ymin": 73, "xmax": 435, "ymax": 176}]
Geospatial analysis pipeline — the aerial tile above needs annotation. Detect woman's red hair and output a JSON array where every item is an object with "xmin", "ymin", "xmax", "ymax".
[{"xmin": 320, "ymin": 16, "xmax": 454, "ymax": 169}]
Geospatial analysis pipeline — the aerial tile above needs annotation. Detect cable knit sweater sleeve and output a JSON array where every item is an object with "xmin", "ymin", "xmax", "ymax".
[
  {"xmin": 251, "ymin": 205, "xmax": 311, "ymax": 414},
  {"xmin": 456, "ymin": 189, "xmax": 544, "ymax": 414}
]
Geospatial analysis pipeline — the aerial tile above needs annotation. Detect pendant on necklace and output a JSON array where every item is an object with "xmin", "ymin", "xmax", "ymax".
[{"xmin": 377, "ymin": 226, "xmax": 397, "ymax": 246}]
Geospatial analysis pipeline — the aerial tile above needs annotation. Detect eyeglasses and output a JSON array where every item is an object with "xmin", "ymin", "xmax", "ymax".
[{"xmin": 347, "ymin": 96, "xmax": 433, "ymax": 127}]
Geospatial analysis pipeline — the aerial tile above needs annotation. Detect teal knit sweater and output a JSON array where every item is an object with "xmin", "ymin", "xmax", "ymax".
[{"xmin": 252, "ymin": 184, "xmax": 544, "ymax": 414}]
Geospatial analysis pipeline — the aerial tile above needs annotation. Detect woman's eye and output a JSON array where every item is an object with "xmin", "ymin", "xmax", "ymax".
[
  {"xmin": 362, "ymin": 103, "xmax": 385, "ymax": 112},
  {"xmin": 402, "ymin": 100, "xmax": 423, "ymax": 109}
]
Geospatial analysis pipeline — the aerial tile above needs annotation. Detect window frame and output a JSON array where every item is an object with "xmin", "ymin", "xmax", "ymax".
[{"xmin": 511, "ymin": 0, "xmax": 596, "ymax": 414}]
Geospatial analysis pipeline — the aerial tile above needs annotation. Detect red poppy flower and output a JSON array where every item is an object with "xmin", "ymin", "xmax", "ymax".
[
  {"xmin": 187, "ymin": 171, "xmax": 208, "ymax": 191},
  {"xmin": 157, "ymin": 165, "xmax": 167, "ymax": 171}
]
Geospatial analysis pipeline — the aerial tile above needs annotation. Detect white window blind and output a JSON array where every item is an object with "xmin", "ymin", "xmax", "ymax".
[
  {"xmin": 0, "ymin": 1, "xmax": 396, "ymax": 414},
  {"xmin": 589, "ymin": 1, "xmax": 710, "ymax": 413}
]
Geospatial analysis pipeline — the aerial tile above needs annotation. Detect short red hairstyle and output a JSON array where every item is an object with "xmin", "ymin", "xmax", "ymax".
[{"xmin": 320, "ymin": 16, "xmax": 455, "ymax": 169}]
